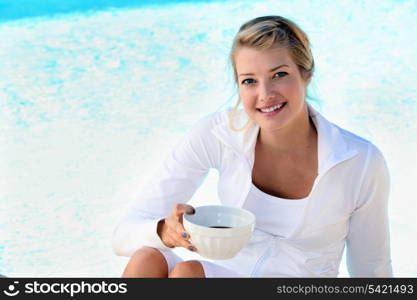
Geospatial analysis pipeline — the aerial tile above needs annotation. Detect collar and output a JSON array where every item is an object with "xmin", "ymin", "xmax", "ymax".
[{"xmin": 211, "ymin": 102, "xmax": 358, "ymax": 175}]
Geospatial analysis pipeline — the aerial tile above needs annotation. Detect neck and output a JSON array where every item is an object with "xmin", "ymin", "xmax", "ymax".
[{"xmin": 257, "ymin": 104, "xmax": 317, "ymax": 156}]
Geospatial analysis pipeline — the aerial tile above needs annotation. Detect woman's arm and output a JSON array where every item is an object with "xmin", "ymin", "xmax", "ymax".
[
  {"xmin": 346, "ymin": 144, "xmax": 393, "ymax": 277},
  {"xmin": 112, "ymin": 113, "xmax": 223, "ymax": 256}
]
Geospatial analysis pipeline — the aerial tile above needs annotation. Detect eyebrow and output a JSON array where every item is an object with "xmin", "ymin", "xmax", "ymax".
[{"xmin": 238, "ymin": 64, "xmax": 289, "ymax": 77}]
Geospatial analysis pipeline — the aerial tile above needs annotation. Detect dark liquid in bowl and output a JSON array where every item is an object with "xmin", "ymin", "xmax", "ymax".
[{"xmin": 209, "ymin": 226, "xmax": 231, "ymax": 228}]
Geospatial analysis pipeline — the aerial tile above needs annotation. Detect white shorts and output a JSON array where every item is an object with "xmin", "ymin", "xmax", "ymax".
[{"xmin": 159, "ymin": 249, "xmax": 245, "ymax": 278}]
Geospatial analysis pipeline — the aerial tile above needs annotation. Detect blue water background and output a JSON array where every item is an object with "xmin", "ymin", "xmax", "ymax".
[
  {"xmin": 0, "ymin": 0, "xmax": 225, "ymax": 22},
  {"xmin": 1, "ymin": 0, "xmax": 416, "ymax": 276}
]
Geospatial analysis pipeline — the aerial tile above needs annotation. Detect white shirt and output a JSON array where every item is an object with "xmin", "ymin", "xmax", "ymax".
[
  {"xmin": 244, "ymin": 183, "xmax": 307, "ymax": 238},
  {"xmin": 112, "ymin": 103, "xmax": 393, "ymax": 277}
]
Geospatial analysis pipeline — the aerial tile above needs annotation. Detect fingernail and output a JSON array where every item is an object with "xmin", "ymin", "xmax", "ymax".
[
  {"xmin": 181, "ymin": 232, "xmax": 187, "ymax": 238},
  {"xmin": 191, "ymin": 208, "xmax": 195, "ymax": 215},
  {"xmin": 187, "ymin": 246, "xmax": 196, "ymax": 251}
]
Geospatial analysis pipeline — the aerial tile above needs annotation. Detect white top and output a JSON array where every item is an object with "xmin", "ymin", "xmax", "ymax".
[
  {"xmin": 112, "ymin": 103, "xmax": 393, "ymax": 277},
  {"xmin": 243, "ymin": 183, "xmax": 307, "ymax": 238}
]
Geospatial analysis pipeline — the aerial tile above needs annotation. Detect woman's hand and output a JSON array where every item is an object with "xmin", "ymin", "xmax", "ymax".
[{"xmin": 157, "ymin": 203, "xmax": 197, "ymax": 251}]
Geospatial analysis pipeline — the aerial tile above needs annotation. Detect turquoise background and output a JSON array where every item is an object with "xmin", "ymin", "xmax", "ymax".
[{"xmin": 1, "ymin": 0, "xmax": 416, "ymax": 277}]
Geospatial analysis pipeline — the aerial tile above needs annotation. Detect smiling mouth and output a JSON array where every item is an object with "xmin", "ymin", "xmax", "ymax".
[{"xmin": 256, "ymin": 102, "xmax": 287, "ymax": 113}]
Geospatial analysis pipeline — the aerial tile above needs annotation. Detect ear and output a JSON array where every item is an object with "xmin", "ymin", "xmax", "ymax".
[{"xmin": 303, "ymin": 71, "xmax": 312, "ymax": 85}]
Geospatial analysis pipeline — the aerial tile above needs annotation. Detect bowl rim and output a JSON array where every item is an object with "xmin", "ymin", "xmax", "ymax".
[{"xmin": 183, "ymin": 205, "xmax": 255, "ymax": 232}]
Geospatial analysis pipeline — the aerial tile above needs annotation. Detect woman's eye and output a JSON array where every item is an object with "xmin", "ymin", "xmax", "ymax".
[
  {"xmin": 241, "ymin": 72, "xmax": 288, "ymax": 85},
  {"xmin": 274, "ymin": 72, "xmax": 288, "ymax": 78},
  {"xmin": 241, "ymin": 78, "xmax": 255, "ymax": 85}
]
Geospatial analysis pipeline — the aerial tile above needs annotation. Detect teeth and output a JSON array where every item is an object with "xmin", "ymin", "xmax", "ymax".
[{"xmin": 260, "ymin": 103, "xmax": 284, "ymax": 113}]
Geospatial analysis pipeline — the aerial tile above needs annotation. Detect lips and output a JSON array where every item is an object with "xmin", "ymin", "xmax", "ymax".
[
  {"xmin": 257, "ymin": 102, "xmax": 286, "ymax": 111},
  {"xmin": 256, "ymin": 102, "xmax": 287, "ymax": 113}
]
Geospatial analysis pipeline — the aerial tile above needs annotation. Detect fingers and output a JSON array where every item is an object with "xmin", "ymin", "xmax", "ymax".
[
  {"xmin": 165, "ymin": 216, "xmax": 191, "ymax": 243},
  {"xmin": 171, "ymin": 203, "xmax": 194, "ymax": 242},
  {"xmin": 172, "ymin": 203, "xmax": 195, "ymax": 219},
  {"xmin": 162, "ymin": 203, "xmax": 197, "ymax": 251},
  {"xmin": 164, "ymin": 223, "xmax": 194, "ymax": 249}
]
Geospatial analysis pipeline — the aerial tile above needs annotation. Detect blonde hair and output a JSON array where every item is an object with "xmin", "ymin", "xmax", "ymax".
[{"xmin": 228, "ymin": 15, "xmax": 315, "ymax": 131}]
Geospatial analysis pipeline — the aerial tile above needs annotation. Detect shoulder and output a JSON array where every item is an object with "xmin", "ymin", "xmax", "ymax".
[
  {"xmin": 331, "ymin": 123, "xmax": 389, "ymax": 185},
  {"xmin": 337, "ymin": 124, "xmax": 387, "ymax": 165},
  {"xmin": 327, "ymin": 122, "xmax": 390, "ymax": 208},
  {"xmin": 314, "ymin": 106, "xmax": 389, "ymax": 178},
  {"xmin": 179, "ymin": 108, "xmax": 232, "ymax": 155},
  {"xmin": 187, "ymin": 107, "xmax": 231, "ymax": 135},
  {"xmin": 310, "ymin": 104, "xmax": 386, "ymax": 167}
]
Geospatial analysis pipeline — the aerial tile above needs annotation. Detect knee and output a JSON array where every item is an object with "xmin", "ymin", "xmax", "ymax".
[
  {"xmin": 130, "ymin": 246, "xmax": 164, "ymax": 264},
  {"xmin": 168, "ymin": 260, "xmax": 205, "ymax": 278},
  {"xmin": 122, "ymin": 246, "xmax": 168, "ymax": 278}
]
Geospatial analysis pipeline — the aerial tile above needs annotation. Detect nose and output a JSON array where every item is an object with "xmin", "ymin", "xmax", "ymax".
[{"xmin": 258, "ymin": 81, "xmax": 275, "ymax": 103}]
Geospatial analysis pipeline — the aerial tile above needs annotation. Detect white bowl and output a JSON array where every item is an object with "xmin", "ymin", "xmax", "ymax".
[{"xmin": 183, "ymin": 205, "xmax": 255, "ymax": 260}]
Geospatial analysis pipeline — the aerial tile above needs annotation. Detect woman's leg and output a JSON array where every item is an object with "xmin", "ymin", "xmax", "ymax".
[
  {"xmin": 168, "ymin": 260, "xmax": 205, "ymax": 278},
  {"xmin": 169, "ymin": 259, "xmax": 245, "ymax": 278},
  {"xmin": 122, "ymin": 246, "xmax": 169, "ymax": 278}
]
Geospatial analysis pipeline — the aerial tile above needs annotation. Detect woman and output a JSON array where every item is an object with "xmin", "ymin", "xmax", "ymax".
[{"xmin": 112, "ymin": 15, "xmax": 393, "ymax": 277}]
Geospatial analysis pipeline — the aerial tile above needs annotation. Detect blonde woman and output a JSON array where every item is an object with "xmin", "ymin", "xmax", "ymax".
[{"xmin": 113, "ymin": 16, "xmax": 393, "ymax": 278}]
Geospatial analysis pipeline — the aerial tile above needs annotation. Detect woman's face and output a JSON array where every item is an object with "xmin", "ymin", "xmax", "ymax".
[{"xmin": 234, "ymin": 46, "xmax": 311, "ymax": 132}]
